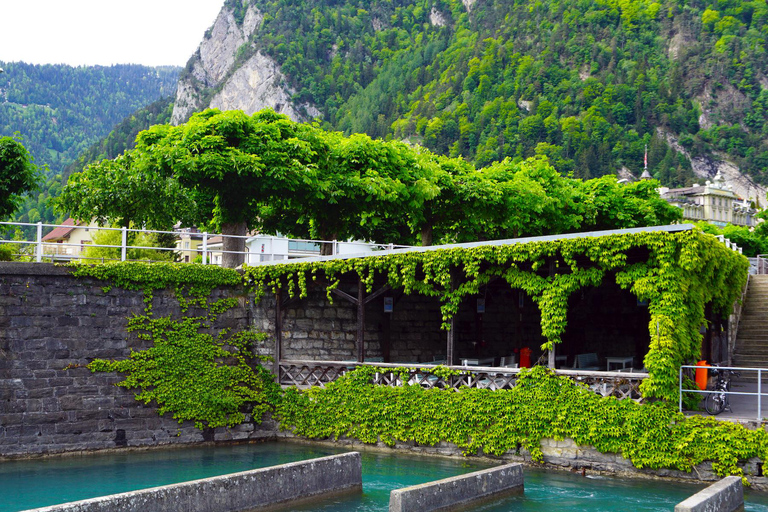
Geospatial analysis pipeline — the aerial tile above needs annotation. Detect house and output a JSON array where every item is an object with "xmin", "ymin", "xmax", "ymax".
[
  {"xmin": 245, "ymin": 234, "xmax": 382, "ymax": 264},
  {"xmin": 40, "ymin": 218, "xmax": 98, "ymax": 260},
  {"xmin": 659, "ymin": 171, "xmax": 758, "ymax": 227}
]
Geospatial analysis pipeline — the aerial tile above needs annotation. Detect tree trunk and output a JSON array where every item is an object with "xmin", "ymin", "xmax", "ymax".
[
  {"xmin": 320, "ymin": 232, "xmax": 339, "ymax": 256},
  {"xmin": 221, "ymin": 221, "xmax": 248, "ymax": 268},
  {"xmin": 420, "ymin": 225, "xmax": 433, "ymax": 246}
]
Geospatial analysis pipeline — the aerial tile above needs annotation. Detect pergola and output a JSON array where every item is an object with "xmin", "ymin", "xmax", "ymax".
[{"xmin": 246, "ymin": 223, "xmax": 748, "ymax": 402}]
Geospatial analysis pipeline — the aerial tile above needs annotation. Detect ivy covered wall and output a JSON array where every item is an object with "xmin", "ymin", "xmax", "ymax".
[{"xmin": 245, "ymin": 225, "xmax": 749, "ymax": 401}]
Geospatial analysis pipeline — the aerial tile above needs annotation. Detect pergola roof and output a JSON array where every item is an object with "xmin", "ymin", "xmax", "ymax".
[{"xmin": 258, "ymin": 224, "xmax": 695, "ymax": 267}]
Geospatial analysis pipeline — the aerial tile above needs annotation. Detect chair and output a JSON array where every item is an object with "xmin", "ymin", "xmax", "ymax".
[
  {"xmin": 499, "ymin": 355, "xmax": 517, "ymax": 367},
  {"xmin": 573, "ymin": 353, "xmax": 600, "ymax": 371}
]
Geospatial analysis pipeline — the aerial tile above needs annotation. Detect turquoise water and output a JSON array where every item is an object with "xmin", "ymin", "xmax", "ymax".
[{"xmin": 3, "ymin": 442, "xmax": 768, "ymax": 512}]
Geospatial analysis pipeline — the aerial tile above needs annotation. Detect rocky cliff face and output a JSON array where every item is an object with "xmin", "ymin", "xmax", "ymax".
[
  {"xmin": 659, "ymin": 128, "xmax": 767, "ymax": 208},
  {"xmin": 171, "ymin": 2, "xmax": 317, "ymax": 125},
  {"xmin": 208, "ymin": 52, "xmax": 320, "ymax": 120}
]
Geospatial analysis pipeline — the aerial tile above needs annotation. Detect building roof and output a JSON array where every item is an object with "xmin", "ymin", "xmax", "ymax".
[
  {"xmin": 41, "ymin": 218, "xmax": 81, "ymax": 242},
  {"xmin": 258, "ymin": 224, "xmax": 695, "ymax": 267}
]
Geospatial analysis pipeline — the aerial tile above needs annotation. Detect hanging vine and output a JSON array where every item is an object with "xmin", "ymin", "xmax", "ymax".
[{"xmin": 244, "ymin": 228, "xmax": 749, "ymax": 401}]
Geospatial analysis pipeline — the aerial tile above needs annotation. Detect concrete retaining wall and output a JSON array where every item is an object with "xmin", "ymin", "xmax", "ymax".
[
  {"xmin": 389, "ymin": 463, "xmax": 523, "ymax": 512},
  {"xmin": 675, "ymin": 476, "xmax": 744, "ymax": 512},
  {"xmin": 23, "ymin": 452, "xmax": 362, "ymax": 512}
]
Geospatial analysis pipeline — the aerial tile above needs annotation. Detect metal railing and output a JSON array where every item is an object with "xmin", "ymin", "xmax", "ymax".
[
  {"xmin": 0, "ymin": 221, "xmax": 409, "ymax": 265},
  {"xmin": 758, "ymin": 254, "xmax": 768, "ymax": 275},
  {"xmin": 679, "ymin": 364, "xmax": 768, "ymax": 420}
]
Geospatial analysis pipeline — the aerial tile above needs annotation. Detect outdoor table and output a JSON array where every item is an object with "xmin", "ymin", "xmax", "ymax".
[{"xmin": 606, "ymin": 356, "xmax": 633, "ymax": 371}]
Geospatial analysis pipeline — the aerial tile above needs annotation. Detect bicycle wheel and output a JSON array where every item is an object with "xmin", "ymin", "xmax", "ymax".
[{"xmin": 705, "ymin": 392, "xmax": 726, "ymax": 415}]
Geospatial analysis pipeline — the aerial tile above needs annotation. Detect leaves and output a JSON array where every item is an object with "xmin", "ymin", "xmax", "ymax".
[
  {"xmin": 278, "ymin": 365, "xmax": 767, "ymax": 480},
  {"xmin": 245, "ymin": 228, "xmax": 748, "ymax": 401}
]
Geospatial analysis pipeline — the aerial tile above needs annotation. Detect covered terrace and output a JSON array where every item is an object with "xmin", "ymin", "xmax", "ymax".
[{"xmin": 244, "ymin": 224, "xmax": 748, "ymax": 403}]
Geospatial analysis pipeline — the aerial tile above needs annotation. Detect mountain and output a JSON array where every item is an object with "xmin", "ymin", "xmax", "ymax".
[
  {"xmin": 0, "ymin": 62, "xmax": 179, "ymax": 224},
  {"xmin": 167, "ymin": 0, "xmax": 767, "ymax": 207}
]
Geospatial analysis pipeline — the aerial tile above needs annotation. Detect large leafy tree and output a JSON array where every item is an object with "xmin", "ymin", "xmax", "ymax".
[
  {"xmin": 57, "ymin": 108, "xmax": 684, "ymax": 268},
  {"xmin": 0, "ymin": 136, "xmax": 41, "ymax": 220}
]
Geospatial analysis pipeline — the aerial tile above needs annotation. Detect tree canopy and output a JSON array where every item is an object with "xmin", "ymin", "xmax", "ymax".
[
  {"xmin": 0, "ymin": 136, "xmax": 41, "ymax": 220},
  {"xmin": 57, "ymin": 108, "xmax": 682, "ymax": 267}
]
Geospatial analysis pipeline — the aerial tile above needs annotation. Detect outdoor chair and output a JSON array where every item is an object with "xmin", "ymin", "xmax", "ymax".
[{"xmin": 573, "ymin": 352, "xmax": 600, "ymax": 371}]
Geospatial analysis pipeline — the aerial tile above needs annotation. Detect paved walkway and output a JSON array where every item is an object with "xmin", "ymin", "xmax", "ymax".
[{"xmin": 686, "ymin": 379, "xmax": 768, "ymax": 423}]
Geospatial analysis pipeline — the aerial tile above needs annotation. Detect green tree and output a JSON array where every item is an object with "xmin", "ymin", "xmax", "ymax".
[{"xmin": 0, "ymin": 136, "xmax": 41, "ymax": 220}]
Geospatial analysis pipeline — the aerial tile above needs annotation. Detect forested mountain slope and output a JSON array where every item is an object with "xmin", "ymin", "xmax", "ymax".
[
  {"xmin": 0, "ymin": 62, "xmax": 179, "ymax": 224},
  {"xmin": 170, "ymin": 0, "xmax": 767, "ymax": 206}
]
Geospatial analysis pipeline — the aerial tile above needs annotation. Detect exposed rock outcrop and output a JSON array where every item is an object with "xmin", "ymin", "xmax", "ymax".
[
  {"xmin": 658, "ymin": 128, "xmax": 767, "ymax": 208},
  {"xmin": 430, "ymin": 7, "xmax": 449, "ymax": 27},
  {"xmin": 171, "ymin": 2, "xmax": 319, "ymax": 125},
  {"xmin": 209, "ymin": 51, "xmax": 321, "ymax": 120},
  {"xmin": 462, "ymin": 0, "xmax": 477, "ymax": 12}
]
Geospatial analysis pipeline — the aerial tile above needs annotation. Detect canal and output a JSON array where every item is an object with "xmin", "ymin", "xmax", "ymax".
[{"xmin": 3, "ymin": 442, "xmax": 768, "ymax": 511}]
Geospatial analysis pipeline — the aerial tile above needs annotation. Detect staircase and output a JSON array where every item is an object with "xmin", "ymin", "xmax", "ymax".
[{"xmin": 732, "ymin": 275, "xmax": 768, "ymax": 369}]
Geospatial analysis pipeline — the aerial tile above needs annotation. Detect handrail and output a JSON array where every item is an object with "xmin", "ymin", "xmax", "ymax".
[
  {"xmin": 757, "ymin": 254, "xmax": 768, "ymax": 275},
  {"xmin": 728, "ymin": 274, "xmax": 751, "ymax": 364},
  {"xmin": 277, "ymin": 360, "xmax": 648, "ymax": 401},
  {"xmin": 0, "ymin": 221, "xmax": 409, "ymax": 265},
  {"xmin": 679, "ymin": 364, "xmax": 767, "ymax": 420}
]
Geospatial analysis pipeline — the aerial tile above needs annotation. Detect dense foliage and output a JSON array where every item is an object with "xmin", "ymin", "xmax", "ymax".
[
  {"xmin": 696, "ymin": 219, "xmax": 768, "ymax": 257},
  {"xmin": 71, "ymin": 261, "xmax": 279, "ymax": 429},
  {"xmin": 57, "ymin": 109, "xmax": 680, "ymax": 264},
  {"xmin": 69, "ymin": 256, "xmax": 754, "ymax": 480},
  {"xmin": 278, "ymin": 365, "xmax": 767, "ymax": 480},
  {"xmin": 219, "ymin": 0, "xmax": 768, "ymax": 186},
  {"xmin": 0, "ymin": 62, "xmax": 179, "ymax": 226},
  {"xmin": 0, "ymin": 135, "xmax": 41, "ymax": 220},
  {"xmin": 244, "ymin": 228, "xmax": 748, "ymax": 401}
]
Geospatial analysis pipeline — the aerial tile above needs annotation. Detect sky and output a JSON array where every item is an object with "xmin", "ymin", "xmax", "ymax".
[{"xmin": 0, "ymin": 0, "xmax": 226, "ymax": 67}]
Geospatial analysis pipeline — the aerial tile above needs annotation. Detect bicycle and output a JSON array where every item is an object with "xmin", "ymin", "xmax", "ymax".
[{"xmin": 705, "ymin": 365, "xmax": 740, "ymax": 415}]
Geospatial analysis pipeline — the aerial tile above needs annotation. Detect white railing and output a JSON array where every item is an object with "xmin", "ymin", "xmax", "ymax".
[
  {"xmin": 714, "ymin": 234, "xmax": 742, "ymax": 254},
  {"xmin": 0, "ymin": 221, "xmax": 410, "ymax": 265},
  {"xmin": 758, "ymin": 254, "xmax": 768, "ymax": 275},
  {"xmin": 679, "ymin": 364, "xmax": 768, "ymax": 420}
]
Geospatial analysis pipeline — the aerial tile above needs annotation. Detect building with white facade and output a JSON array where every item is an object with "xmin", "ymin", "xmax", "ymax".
[{"xmin": 659, "ymin": 171, "xmax": 758, "ymax": 227}]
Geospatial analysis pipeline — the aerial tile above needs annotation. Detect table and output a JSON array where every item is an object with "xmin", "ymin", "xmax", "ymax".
[
  {"xmin": 606, "ymin": 356, "xmax": 633, "ymax": 371},
  {"xmin": 461, "ymin": 358, "xmax": 495, "ymax": 366}
]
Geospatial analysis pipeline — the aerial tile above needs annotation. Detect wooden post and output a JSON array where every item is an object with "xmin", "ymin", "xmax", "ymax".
[
  {"xmin": 382, "ymin": 309, "xmax": 391, "ymax": 363},
  {"xmin": 357, "ymin": 278, "xmax": 365, "ymax": 363},
  {"xmin": 548, "ymin": 344, "xmax": 556, "ymax": 369},
  {"xmin": 446, "ymin": 271, "xmax": 456, "ymax": 366},
  {"xmin": 274, "ymin": 289, "xmax": 282, "ymax": 378}
]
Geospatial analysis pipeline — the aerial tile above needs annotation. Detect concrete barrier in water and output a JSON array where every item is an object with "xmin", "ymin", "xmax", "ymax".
[
  {"xmin": 674, "ymin": 476, "xmax": 744, "ymax": 512},
  {"xmin": 389, "ymin": 462, "xmax": 523, "ymax": 512},
  {"xmin": 23, "ymin": 452, "xmax": 362, "ymax": 512}
]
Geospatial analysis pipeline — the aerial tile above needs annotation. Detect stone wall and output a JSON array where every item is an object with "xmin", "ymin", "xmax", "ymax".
[
  {"xmin": 0, "ymin": 263, "xmax": 276, "ymax": 459},
  {"xmin": 26, "ymin": 452, "xmax": 363, "ymax": 512}
]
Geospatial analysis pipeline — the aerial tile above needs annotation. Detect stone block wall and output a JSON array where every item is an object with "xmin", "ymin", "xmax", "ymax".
[{"xmin": 0, "ymin": 263, "xmax": 275, "ymax": 459}]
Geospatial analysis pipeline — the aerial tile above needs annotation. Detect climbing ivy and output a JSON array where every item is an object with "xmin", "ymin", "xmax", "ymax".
[
  {"xmin": 70, "ymin": 261, "xmax": 280, "ymax": 429},
  {"xmin": 278, "ymin": 365, "xmax": 768, "ymax": 482},
  {"xmin": 244, "ymin": 228, "xmax": 749, "ymax": 401}
]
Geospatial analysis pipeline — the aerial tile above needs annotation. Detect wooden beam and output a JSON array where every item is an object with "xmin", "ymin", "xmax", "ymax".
[
  {"xmin": 357, "ymin": 278, "xmax": 365, "ymax": 363},
  {"xmin": 548, "ymin": 345, "xmax": 556, "ymax": 369},
  {"xmin": 447, "ymin": 316, "xmax": 455, "ymax": 366},
  {"xmin": 331, "ymin": 287, "xmax": 358, "ymax": 305},
  {"xmin": 363, "ymin": 284, "xmax": 391, "ymax": 305},
  {"xmin": 446, "ymin": 271, "xmax": 456, "ymax": 366},
  {"xmin": 274, "ymin": 288, "xmax": 283, "ymax": 377}
]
